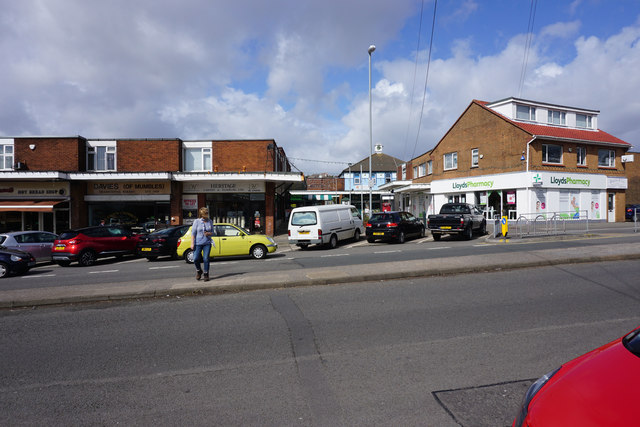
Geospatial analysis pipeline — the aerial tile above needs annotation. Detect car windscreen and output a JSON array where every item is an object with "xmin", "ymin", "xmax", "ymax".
[
  {"xmin": 58, "ymin": 230, "xmax": 80, "ymax": 240},
  {"xmin": 0, "ymin": 236, "xmax": 6, "ymax": 244},
  {"xmin": 623, "ymin": 329, "xmax": 640, "ymax": 357},
  {"xmin": 291, "ymin": 211, "xmax": 317, "ymax": 226}
]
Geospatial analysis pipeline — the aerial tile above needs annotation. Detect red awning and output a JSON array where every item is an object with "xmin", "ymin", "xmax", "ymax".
[{"xmin": 0, "ymin": 200, "xmax": 67, "ymax": 212}]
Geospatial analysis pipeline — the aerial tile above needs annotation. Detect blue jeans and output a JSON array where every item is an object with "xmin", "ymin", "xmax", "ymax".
[{"xmin": 193, "ymin": 243, "xmax": 211, "ymax": 273}]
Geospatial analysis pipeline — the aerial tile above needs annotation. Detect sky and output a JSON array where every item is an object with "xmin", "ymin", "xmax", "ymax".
[{"xmin": 1, "ymin": 0, "xmax": 639, "ymax": 175}]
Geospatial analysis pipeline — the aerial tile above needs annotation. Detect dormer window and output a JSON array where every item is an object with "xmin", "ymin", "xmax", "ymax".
[
  {"xmin": 87, "ymin": 141, "xmax": 116, "ymax": 171},
  {"xmin": 576, "ymin": 114, "xmax": 593, "ymax": 129},
  {"xmin": 548, "ymin": 110, "xmax": 566, "ymax": 126},
  {"xmin": 516, "ymin": 105, "xmax": 536, "ymax": 121}
]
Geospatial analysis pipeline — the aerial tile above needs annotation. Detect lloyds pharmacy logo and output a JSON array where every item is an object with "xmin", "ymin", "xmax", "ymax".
[
  {"xmin": 452, "ymin": 180, "xmax": 494, "ymax": 190},
  {"xmin": 550, "ymin": 176, "xmax": 591, "ymax": 187},
  {"xmin": 533, "ymin": 174, "xmax": 542, "ymax": 184}
]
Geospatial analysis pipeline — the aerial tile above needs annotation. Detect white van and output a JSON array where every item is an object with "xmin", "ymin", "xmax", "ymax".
[{"xmin": 288, "ymin": 204, "xmax": 364, "ymax": 249}]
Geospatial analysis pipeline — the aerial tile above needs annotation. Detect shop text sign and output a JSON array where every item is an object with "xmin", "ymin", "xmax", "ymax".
[
  {"xmin": 183, "ymin": 182, "xmax": 265, "ymax": 193},
  {"xmin": 0, "ymin": 182, "xmax": 69, "ymax": 198},
  {"xmin": 532, "ymin": 173, "xmax": 602, "ymax": 188},
  {"xmin": 88, "ymin": 181, "xmax": 170, "ymax": 195},
  {"xmin": 452, "ymin": 180, "xmax": 494, "ymax": 190}
]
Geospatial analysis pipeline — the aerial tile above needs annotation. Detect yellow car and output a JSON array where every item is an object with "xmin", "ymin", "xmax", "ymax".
[{"xmin": 176, "ymin": 223, "xmax": 278, "ymax": 262}]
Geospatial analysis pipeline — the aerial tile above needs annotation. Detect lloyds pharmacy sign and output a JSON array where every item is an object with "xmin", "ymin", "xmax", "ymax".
[
  {"xmin": 532, "ymin": 173, "xmax": 592, "ymax": 188},
  {"xmin": 451, "ymin": 180, "xmax": 494, "ymax": 190}
]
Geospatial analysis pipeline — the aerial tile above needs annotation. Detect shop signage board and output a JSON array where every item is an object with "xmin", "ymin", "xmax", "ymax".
[
  {"xmin": 182, "ymin": 194, "xmax": 198, "ymax": 224},
  {"xmin": 87, "ymin": 181, "xmax": 171, "ymax": 195},
  {"xmin": 182, "ymin": 182, "xmax": 265, "ymax": 193},
  {"xmin": 0, "ymin": 182, "xmax": 70, "ymax": 198}
]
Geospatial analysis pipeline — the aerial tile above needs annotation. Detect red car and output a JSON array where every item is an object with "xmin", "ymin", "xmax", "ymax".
[
  {"xmin": 52, "ymin": 226, "xmax": 141, "ymax": 266},
  {"xmin": 513, "ymin": 326, "xmax": 640, "ymax": 426}
]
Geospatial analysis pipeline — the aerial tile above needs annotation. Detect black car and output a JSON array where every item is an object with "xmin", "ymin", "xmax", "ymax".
[
  {"xmin": 136, "ymin": 225, "xmax": 190, "ymax": 261},
  {"xmin": 0, "ymin": 246, "xmax": 36, "ymax": 278},
  {"xmin": 366, "ymin": 211, "xmax": 425, "ymax": 243},
  {"xmin": 626, "ymin": 204, "xmax": 640, "ymax": 221}
]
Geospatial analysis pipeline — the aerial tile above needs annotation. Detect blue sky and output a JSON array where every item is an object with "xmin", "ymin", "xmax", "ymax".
[{"xmin": 1, "ymin": 0, "xmax": 639, "ymax": 174}]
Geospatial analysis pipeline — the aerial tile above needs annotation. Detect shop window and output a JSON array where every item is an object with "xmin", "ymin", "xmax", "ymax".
[
  {"xmin": 471, "ymin": 149, "xmax": 479, "ymax": 167},
  {"xmin": 444, "ymin": 152, "xmax": 457, "ymax": 170},
  {"xmin": 87, "ymin": 141, "xmax": 116, "ymax": 171},
  {"xmin": 577, "ymin": 146, "xmax": 587, "ymax": 166},
  {"xmin": 0, "ymin": 141, "xmax": 14, "ymax": 170},
  {"xmin": 542, "ymin": 144, "xmax": 563, "ymax": 164},
  {"xmin": 598, "ymin": 149, "xmax": 615, "ymax": 168},
  {"xmin": 184, "ymin": 147, "xmax": 212, "ymax": 171}
]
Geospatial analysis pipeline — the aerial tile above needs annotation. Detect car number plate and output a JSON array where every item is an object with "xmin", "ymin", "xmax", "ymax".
[
  {"xmin": 54, "ymin": 245, "xmax": 65, "ymax": 251},
  {"xmin": 440, "ymin": 226, "xmax": 452, "ymax": 229},
  {"xmin": 373, "ymin": 232, "xmax": 384, "ymax": 236},
  {"xmin": 298, "ymin": 230, "xmax": 310, "ymax": 234},
  {"xmin": 141, "ymin": 247, "xmax": 152, "ymax": 252}
]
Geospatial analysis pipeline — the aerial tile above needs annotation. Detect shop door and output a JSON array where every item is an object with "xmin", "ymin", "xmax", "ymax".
[{"xmin": 607, "ymin": 193, "xmax": 615, "ymax": 222}]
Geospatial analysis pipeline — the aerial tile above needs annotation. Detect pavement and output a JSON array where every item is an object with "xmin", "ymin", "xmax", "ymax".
[{"xmin": 1, "ymin": 222, "xmax": 639, "ymax": 309}]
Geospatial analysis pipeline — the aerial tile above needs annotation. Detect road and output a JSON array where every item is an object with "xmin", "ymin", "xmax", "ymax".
[
  {"xmin": 2, "ymin": 259, "xmax": 639, "ymax": 426},
  {"xmin": 3, "ymin": 225, "xmax": 640, "ymax": 291}
]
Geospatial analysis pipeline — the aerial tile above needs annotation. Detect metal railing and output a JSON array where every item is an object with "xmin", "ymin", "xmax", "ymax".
[{"xmin": 512, "ymin": 210, "xmax": 594, "ymax": 238}]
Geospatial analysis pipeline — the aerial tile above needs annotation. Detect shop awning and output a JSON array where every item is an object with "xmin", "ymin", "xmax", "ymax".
[{"xmin": 0, "ymin": 200, "xmax": 67, "ymax": 212}]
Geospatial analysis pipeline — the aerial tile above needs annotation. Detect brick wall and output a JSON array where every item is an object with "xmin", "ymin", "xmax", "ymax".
[
  {"xmin": 14, "ymin": 137, "xmax": 85, "ymax": 172},
  {"xmin": 306, "ymin": 177, "xmax": 344, "ymax": 191},
  {"xmin": 625, "ymin": 152, "xmax": 640, "ymax": 204},
  {"xmin": 117, "ymin": 139, "xmax": 181, "ymax": 172},
  {"xmin": 213, "ymin": 140, "xmax": 277, "ymax": 172}
]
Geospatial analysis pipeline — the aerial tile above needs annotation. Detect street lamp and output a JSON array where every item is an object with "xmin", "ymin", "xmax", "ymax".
[{"xmin": 368, "ymin": 44, "xmax": 375, "ymax": 218}]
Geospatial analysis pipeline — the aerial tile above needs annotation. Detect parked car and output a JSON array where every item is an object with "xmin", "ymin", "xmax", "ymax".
[
  {"xmin": 137, "ymin": 225, "xmax": 190, "ymax": 261},
  {"xmin": 288, "ymin": 204, "xmax": 364, "ymax": 249},
  {"xmin": 427, "ymin": 203, "xmax": 486, "ymax": 240},
  {"xmin": 52, "ymin": 226, "xmax": 141, "ymax": 266},
  {"xmin": 625, "ymin": 204, "xmax": 640, "ymax": 221},
  {"xmin": 0, "ymin": 247, "xmax": 36, "ymax": 278},
  {"xmin": 513, "ymin": 326, "xmax": 640, "ymax": 426},
  {"xmin": 177, "ymin": 223, "xmax": 277, "ymax": 262},
  {"xmin": 0, "ymin": 231, "xmax": 58, "ymax": 263},
  {"xmin": 365, "ymin": 211, "xmax": 425, "ymax": 244}
]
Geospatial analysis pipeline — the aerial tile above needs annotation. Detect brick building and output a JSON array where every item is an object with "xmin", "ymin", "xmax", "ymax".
[
  {"xmin": 0, "ymin": 137, "xmax": 302, "ymax": 235},
  {"xmin": 385, "ymin": 98, "xmax": 632, "ymax": 222}
]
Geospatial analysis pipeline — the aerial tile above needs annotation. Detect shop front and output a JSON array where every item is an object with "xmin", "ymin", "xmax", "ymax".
[
  {"xmin": 0, "ymin": 182, "xmax": 70, "ymax": 233},
  {"xmin": 84, "ymin": 179, "xmax": 172, "ymax": 229}
]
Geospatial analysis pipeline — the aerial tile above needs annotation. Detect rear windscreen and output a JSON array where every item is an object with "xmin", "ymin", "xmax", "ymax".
[
  {"xmin": 59, "ymin": 230, "xmax": 80, "ymax": 240},
  {"xmin": 440, "ymin": 205, "xmax": 470, "ymax": 214},
  {"xmin": 370, "ymin": 214, "xmax": 395, "ymax": 223},
  {"xmin": 291, "ymin": 211, "xmax": 317, "ymax": 226}
]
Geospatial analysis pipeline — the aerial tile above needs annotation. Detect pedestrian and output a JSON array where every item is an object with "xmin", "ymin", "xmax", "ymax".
[{"xmin": 191, "ymin": 207, "xmax": 215, "ymax": 281}]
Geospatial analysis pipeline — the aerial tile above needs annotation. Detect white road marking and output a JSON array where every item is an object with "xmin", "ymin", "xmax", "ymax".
[
  {"xmin": 375, "ymin": 250, "xmax": 401, "ymax": 254},
  {"xmin": 321, "ymin": 253, "xmax": 350, "ymax": 258},
  {"xmin": 149, "ymin": 266, "xmax": 180, "ymax": 270},
  {"xmin": 23, "ymin": 274, "xmax": 56, "ymax": 279},
  {"xmin": 427, "ymin": 247, "xmax": 450, "ymax": 250},
  {"xmin": 88, "ymin": 270, "xmax": 119, "ymax": 274}
]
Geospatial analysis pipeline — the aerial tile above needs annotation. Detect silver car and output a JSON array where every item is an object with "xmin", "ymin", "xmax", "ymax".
[{"xmin": 0, "ymin": 231, "xmax": 58, "ymax": 263}]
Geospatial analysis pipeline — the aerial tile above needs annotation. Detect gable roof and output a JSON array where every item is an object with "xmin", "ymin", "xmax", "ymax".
[
  {"xmin": 475, "ymin": 100, "xmax": 630, "ymax": 147},
  {"xmin": 341, "ymin": 152, "xmax": 405, "ymax": 175}
]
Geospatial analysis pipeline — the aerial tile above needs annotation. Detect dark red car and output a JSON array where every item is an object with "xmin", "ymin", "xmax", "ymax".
[
  {"xmin": 52, "ymin": 226, "xmax": 141, "ymax": 266},
  {"xmin": 513, "ymin": 326, "xmax": 640, "ymax": 426}
]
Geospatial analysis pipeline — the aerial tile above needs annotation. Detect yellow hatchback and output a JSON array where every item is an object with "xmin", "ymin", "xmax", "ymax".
[{"xmin": 176, "ymin": 223, "xmax": 278, "ymax": 262}]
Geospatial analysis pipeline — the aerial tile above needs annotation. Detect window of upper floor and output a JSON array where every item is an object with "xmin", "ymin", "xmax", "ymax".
[
  {"xmin": 427, "ymin": 160, "xmax": 433, "ymax": 175},
  {"xmin": 576, "ymin": 114, "xmax": 593, "ymax": 129},
  {"xmin": 548, "ymin": 110, "xmax": 566, "ymax": 126},
  {"xmin": 401, "ymin": 164, "xmax": 407, "ymax": 180},
  {"xmin": 0, "ymin": 139, "xmax": 14, "ymax": 170},
  {"xmin": 87, "ymin": 140, "xmax": 116, "ymax": 171},
  {"xmin": 183, "ymin": 141, "xmax": 212, "ymax": 172},
  {"xmin": 418, "ymin": 163, "xmax": 426, "ymax": 177},
  {"xmin": 385, "ymin": 172, "xmax": 392, "ymax": 183},
  {"xmin": 598, "ymin": 149, "xmax": 615, "ymax": 168},
  {"xmin": 516, "ymin": 105, "xmax": 536, "ymax": 121},
  {"xmin": 412, "ymin": 166, "xmax": 418, "ymax": 179},
  {"xmin": 444, "ymin": 152, "xmax": 458, "ymax": 171},
  {"xmin": 542, "ymin": 144, "xmax": 563, "ymax": 164},
  {"xmin": 354, "ymin": 176, "xmax": 361, "ymax": 185},
  {"xmin": 577, "ymin": 146, "xmax": 587, "ymax": 166},
  {"xmin": 471, "ymin": 148, "xmax": 479, "ymax": 168}
]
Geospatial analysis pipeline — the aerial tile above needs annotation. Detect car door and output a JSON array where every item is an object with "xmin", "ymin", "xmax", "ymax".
[
  {"xmin": 35, "ymin": 232, "xmax": 57, "ymax": 261},
  {"xmin": 14, "ymin": 233, "xmax": 43, "ymax": 261},
  {"xmin": 217, "ymin": 224, "xmax": 249, "ymax": 257}
]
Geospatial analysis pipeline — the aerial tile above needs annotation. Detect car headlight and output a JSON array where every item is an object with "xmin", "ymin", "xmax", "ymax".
[
  {"xmin": 513, "ymin": 367, "xmax": 561, "ymax": 427},
  {"xmin": 267, "ymin": 237, "xmax": 276, "ymax": 245},
  {"xmin": 10, "ymin": 255, "xmax": 24, "ymax": 262}
]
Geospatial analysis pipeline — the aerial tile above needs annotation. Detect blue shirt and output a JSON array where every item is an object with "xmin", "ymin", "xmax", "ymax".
[{"xmin": 191, "ymin": 218, "xmax": 215, "ymax": 246}]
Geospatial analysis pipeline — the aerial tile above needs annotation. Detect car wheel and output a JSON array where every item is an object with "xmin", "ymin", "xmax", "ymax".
[
  {"xmin": 78, "ymin": 250, "xmax": 97, "ymax": 267},
  {"xmin": 0, "ymin": 262, "xmax": 8, "ymax": 278},
  {"xmin": 146, "ymin": 256, "xmax": 158, "ymax": 262},
  {"xmin": 465, "ymin": 226, "xmax": 473, "ymax": 240},
  {"xmin": 353, "ymin": 229, "xmax": 361, "ymax": 241},
  {"xmin": 432, "ymin": 233, "xmax": 441, "ymax": 241},
  {"xmin": 297, "ymin": 244, "xmax": 308, "ymax": 250},
  {"xmin": 170, "ymin": 251, "xmax": 178, "ymax": 260},
  {"xmin": 55, "ymin": 260, "xmax": 71, "ymax": 267},
  {"xmin": 367, "ymin": 238, "xmax": 375, "ymax": 243},
  {"xmin": 184, "ymin": 249, "xmax": 194, "ymax": 264},
  {"xmin": 480, "ymin": 220, "xmax": 487, "ymax": 235},
  {"xmin": 251, "ymin": 244, "xmax": 267, "ymax": 259},
  {"xmin": 328, "ymin": 234, "xmax": 338, "ymax": 249},
  {"xmin": 397, "ymin": 231, "xmax": 406, "ymax": 244},
  {"xmin": 420, "ymin": 227, "xmax": 425, "ymax": 238}
]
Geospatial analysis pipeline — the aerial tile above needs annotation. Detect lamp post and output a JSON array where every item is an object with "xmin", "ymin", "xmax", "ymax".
[{"xmin": 368, "ymin": 44, "xmax": 376, "ymax": 218}]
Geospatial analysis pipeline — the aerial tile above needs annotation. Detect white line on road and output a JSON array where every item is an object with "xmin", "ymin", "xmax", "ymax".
[
  {"xmin": 149, "ymin": 266, "xmax": 181, "ymax": 270},
  {"xmin": 321, "ymin": 253, "xmax": 350, "ymax": 258},
  {"xmin": 88, "ymin": 270, "xmax": 119, "ymax": 274},
  {"xmin": 427, "ymin": 247, "xmax": 451, "ymax": 250},
  {"xmin": 374, "ymin": 250, "xmax": 401, "ymax": 254},
  {"xmin": 23, "ymin": 274, "xmax": 56, "ymax": 279}
]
